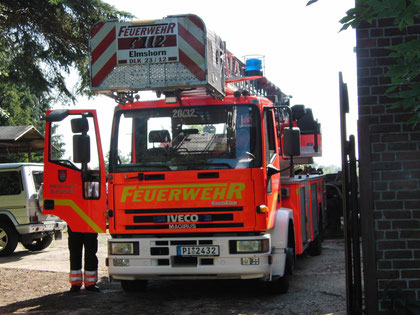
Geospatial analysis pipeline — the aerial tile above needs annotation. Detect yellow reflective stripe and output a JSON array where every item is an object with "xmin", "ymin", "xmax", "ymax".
[
  {"xmin": 268, "ymin": 192, "xmax": 278, "ymax": 228},
  {"xmin": 54, "ymin": 199, "xmax": 105, "ymax": 233}
]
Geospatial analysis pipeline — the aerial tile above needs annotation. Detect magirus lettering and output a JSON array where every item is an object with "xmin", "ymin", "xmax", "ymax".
[
  {"xmin": 167, "ymin": 214, "xmax": 199, "ymax": 223},
  {"xmin": 169, "ymin": 224, "xmax": 196, "ymax": 229}
]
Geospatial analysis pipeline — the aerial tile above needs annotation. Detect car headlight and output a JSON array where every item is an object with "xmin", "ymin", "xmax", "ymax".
[
  {"xmin": 229, "ymin": 239, "xmax": 269, "ymax": 254},
  {"xmin": 108, "ymin": 242, "xmax": 139, "ymax": 255}
]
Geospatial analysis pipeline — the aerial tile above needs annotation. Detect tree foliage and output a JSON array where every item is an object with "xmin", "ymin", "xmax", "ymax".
[
  {"xmin": 307, "ymin": 0, "xmax": 420, "ymax": 124},
  {"xmin": 0, "ymin": 0, "xmax": 131, "ymax": 104},
  {"xmin": 0, "ymin": 0, "xmax": 132, "ymax": 161},
  {"xmin": 338, "ymin": 0, "xmax": 420, "ymax": 31}
]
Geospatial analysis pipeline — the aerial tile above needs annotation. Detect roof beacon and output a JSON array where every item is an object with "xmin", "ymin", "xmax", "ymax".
[{"xmin": 245, "ymin": 58, "xmax": 263, "ymax": 76}]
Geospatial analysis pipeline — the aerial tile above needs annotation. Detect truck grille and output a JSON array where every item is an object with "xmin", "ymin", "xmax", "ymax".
[
  {"xmin": 133, "ymin": 214, "xmax": 234, "ymax": 223},
  {"xmin": 125, "ymin": 223, "xmax": 243, "ymax": 230},
  {"xmin": 124, "ymin": 207, "xmax": 244, "ymax": 231},
  {"xmin": 125, "ymin": 207, "xmax": 242, "ymax": 214}
]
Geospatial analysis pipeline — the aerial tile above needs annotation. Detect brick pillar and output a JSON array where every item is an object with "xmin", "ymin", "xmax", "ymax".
[{"xmin": 356, "ymin": 17, "xmax": 420, "ymax": 313}]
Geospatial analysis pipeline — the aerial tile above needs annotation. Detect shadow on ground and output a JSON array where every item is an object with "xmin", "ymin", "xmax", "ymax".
[{"xmin": 0, "ymin": 278, "xmax": 287, "ymax": 314}]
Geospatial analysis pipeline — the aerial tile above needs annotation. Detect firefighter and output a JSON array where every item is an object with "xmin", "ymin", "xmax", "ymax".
[
  {"xmin": 68, "ymin": 227, "xmax": 99, "ymax": 292},
  {"xmin": 69, "ymin": 180, "xmax": 100, "ymax": 293}
]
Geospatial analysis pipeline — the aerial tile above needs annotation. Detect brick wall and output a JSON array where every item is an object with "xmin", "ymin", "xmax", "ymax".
[{"xmin": 356, "ymin": 16, "xmax": 420, "ymax": 313}]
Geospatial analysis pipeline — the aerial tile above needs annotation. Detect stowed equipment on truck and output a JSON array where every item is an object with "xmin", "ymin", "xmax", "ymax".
[{"xmin": 43, "ymin": 14, "xmax": 325, "ymax": 293}]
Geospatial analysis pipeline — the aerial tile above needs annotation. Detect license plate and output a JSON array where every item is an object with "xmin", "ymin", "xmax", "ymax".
[
  {"xmin": 44, "ymin": 224, "xmax": 54, "ymax": 230},
  {"xmin": 177, "ymin": 245, "xmax": 220, "ymax": 256}
]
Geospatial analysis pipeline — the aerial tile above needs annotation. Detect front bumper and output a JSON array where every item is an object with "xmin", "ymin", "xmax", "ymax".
[{"xmin": 107, "ymin": 235, "xmax": 285, "ymax": 281}]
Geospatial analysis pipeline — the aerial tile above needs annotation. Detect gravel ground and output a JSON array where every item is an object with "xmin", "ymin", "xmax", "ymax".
[{"xmin": 0, "ymin": 233, "xmax": 346, "ymax": 314}]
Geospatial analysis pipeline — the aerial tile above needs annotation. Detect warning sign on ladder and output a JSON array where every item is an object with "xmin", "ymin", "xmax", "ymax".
[{"xmin": 89, "ymin": 14, "xmax": 225, "ymax": 98}]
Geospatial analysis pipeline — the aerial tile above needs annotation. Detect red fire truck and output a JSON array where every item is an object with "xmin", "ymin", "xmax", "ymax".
[{"xmin": 43, "ymin": 14, "xmax": 325, "ymax": 293}]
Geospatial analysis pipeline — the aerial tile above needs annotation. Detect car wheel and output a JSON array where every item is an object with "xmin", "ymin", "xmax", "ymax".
[
  {"xmin": 22, "ymin": 234, "xmax": 53, "ymax": 251},
  {"xmin": 0, "ymin": 221, "xmax": 19, "ymax": 257}
]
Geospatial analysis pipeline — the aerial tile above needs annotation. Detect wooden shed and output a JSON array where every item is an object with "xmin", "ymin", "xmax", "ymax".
[{"xmin": 0, "ymin": 125, "xmax": 44, "ymax": 161}]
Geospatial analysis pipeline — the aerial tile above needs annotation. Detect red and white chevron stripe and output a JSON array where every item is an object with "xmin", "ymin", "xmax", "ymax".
[
  {"xmin": 89, "ymin": 15, "xmax": 208, "ymax": 90},
  {"xmin": 90, "ymin": 21, "xmax": 117, "ymax": 88},
  {"xmin": 177, "ymin": 15, "xmax": 206, "ymax": 81}
]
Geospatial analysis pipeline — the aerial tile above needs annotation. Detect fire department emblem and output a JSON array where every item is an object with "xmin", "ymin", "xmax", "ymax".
[{"xmin": 58, "ymin": 170, "xmax": 67, "ymax": 183}]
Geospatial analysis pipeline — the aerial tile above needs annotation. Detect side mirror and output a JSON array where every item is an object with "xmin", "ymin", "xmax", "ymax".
[
  {"xmin": 73, "ymin": 134, "xmax": 90, "ymax": 163},
  {"xmin": 71, "ymin": 117, "xmax": 89, "ymax": 133},
  {"xmin": 284, "ymin": 127, "xmax": 301, "ymax": 156},
  {"xmin": 71, "ymin": 117, "xmax": 91, "ymax": 164}
]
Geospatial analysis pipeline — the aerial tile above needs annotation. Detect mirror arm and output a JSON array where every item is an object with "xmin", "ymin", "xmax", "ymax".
[
  {"xmin": 267, "ymin": 164, "xmax": 281, "ymax": 177},
  {"xmin": 271, "ymin": 105, "xmax": 296, "ymax": 178}
]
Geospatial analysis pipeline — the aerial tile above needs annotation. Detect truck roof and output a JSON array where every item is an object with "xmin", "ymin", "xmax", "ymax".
[{"xmin": 0, "ymin": 163, "xmax": 43, "ymax": 170}]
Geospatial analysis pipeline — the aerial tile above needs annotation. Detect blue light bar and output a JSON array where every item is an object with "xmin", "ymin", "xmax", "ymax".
[{"xmin": 245, "ymin": 58, "xmax": 262, "ymax": 72}]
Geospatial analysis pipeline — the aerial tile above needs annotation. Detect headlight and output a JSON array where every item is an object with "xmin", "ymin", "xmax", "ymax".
[
  {"xmin": 229, "ymin": 239, "xmax": 269, "ymax": 254},
  {"xmin": 108, "ymin": 242, "xmax": 139, "ymax": 255}
]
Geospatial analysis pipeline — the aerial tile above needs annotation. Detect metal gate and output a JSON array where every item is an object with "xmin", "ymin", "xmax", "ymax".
[{"xmin": 339, "ymin": 72, "xmax": 363, "ymax": 314}]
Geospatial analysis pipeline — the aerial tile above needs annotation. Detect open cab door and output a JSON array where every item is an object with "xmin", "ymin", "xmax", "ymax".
[{"xmin": 43, "ymin": 109, "xmax": 107, "ymax": 233}]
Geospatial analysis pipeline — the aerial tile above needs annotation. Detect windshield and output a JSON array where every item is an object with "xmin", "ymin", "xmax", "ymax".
[{"xmin": 110, "ymin": 105, "xmax": 261, "ymax": 172}]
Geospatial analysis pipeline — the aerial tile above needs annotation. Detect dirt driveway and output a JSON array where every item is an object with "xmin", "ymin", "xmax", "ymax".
[{"xmin": 0, "ymin": 233, "xmax": 346, "ymax": 314}]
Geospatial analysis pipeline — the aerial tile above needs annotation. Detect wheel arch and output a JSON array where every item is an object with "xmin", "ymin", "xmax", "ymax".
[
  {"xmin": 0, "ymin": 212, "xmax": 19, "ymax": 228},
  {"xmin": 271, "ymin": 208, "xmax": 294, "ymax": 249},
  {"xmin": 270, "ymin": 208, "xmax": 294, "ymax": 277}
]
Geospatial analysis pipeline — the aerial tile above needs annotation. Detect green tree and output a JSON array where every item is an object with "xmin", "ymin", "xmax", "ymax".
[
  {"xmin": 308, "ymin": 0, "xmax": 420, "ymax": 124},
  {"xmin": 0, "ymin": 0, "xmax": 131, "ymax": 104},
  {"xmin": 0, "ymin": 0, "xmax": 132, "ymax": 161}
]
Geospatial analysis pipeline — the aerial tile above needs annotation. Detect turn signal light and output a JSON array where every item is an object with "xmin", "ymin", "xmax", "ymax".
[{"xmin": 257, "ymin": 205, "xmax": 268, "ymax": 213}]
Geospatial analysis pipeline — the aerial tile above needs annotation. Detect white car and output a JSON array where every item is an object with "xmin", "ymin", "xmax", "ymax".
[{"xmin": 0, "ymin": 163, "xmax": 66, "ymax": 256}]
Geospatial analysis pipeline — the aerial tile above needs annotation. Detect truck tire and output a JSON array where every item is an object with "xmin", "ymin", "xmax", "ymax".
[
  {"xmin": 307, "ymin": 237, "xmax": 322, "ymax": 256},
  {"xmin": 0, "ymin": 221, "xmax": 18, "ymax": 257},
  {"xmin": 22, "ymin": 234, "xmax": 53, "ymax": 251},
  {"xmin": 285, "ymin": 247, "xmax": 295, "ymax": 275},
  {"xmin": 308, "ymin": 213, "xmax": 323, "ymax": 256},
  {"xmin": 121, "ymin": 280, "xmax": 148, "ymax": 292},
  {"xmin": 267, "ymin": 275, "xmax": 289, "ymax": 294},
  {"xmin": 267, "ymin": 245, "xmax": 293, "ymax": 294}
]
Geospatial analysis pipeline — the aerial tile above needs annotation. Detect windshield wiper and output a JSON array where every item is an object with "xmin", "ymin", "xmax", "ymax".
[
  {"xmin": 173, "ymin": 162, "xmax": 233, "ymax": 169},
  {"xmin": 120, "ymin": 163, "xmax": 172, "ymax": 170}
]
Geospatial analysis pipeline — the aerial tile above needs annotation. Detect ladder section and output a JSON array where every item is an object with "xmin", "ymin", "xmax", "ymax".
[{"xmin": 89, "ymin": 14, "xmax": 226, "ymax": 98}]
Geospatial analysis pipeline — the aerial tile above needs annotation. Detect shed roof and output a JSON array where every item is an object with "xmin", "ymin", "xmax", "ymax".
[{"xmin": 0, "ymin": 125, "xmax": 44, "ymax": 155}]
